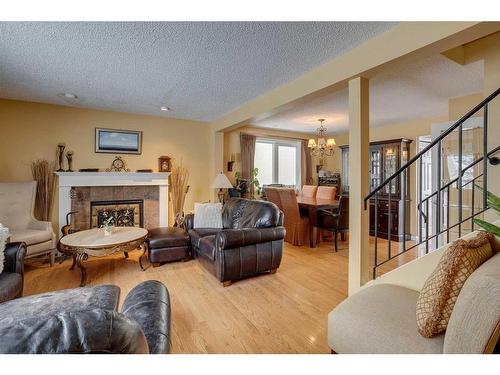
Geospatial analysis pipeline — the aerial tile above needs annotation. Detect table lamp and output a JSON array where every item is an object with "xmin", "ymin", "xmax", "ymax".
[{"xmin": 211, "ymin": 172, "xmax": 233, "ymax": 203}]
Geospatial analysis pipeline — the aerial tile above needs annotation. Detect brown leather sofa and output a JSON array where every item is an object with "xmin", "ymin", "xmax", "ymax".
[{"xmin": 185, "ymin": 198, "xmax": 285, "ymax": 286}]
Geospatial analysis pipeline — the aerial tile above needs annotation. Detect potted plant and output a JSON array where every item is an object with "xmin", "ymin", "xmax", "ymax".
[
  {"xmin": 474, "ymin": 187, "xmax": 500, "ymax": 237},
  {"xmin": 235, "ymin": 168, "xmax": 260, "ymax": 199}
]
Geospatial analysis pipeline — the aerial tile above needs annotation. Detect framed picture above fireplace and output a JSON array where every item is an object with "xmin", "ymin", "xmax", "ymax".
[{"xmin": 95, "ymin": 128, "xmax": 142, "ymax": 154}]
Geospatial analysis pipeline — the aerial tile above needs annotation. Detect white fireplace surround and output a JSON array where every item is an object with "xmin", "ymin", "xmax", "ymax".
[{"xmin": 55, "ymin": 172, "xmax": 170, "ymax": 238}]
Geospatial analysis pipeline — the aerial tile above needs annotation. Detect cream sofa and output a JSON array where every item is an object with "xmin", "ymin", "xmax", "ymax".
[
  {"xmin": 0, "ymin": 181, "xmax": 56, "ymax": 265},
  {"xmin": 328, "ymin": 230, "xmax": 500, "ymax": 354}
]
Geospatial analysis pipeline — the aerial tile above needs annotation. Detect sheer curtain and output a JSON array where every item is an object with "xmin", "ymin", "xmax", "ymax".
[{"xmin": 240, "ymin": 133, "xmax": 256, "ymax": 196}]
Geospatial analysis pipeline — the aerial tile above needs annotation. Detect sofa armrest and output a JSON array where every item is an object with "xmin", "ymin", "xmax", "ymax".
[
  {"xmin": 121, "ymin": 280, "xmax": 171, "ymax": 354},
  {"xmin": 183, "ymin": 214, "xmax": 194, "ymax": 231},
  {"xmin": 216, "ymin": 227, "xmax": 285, "ymax": 250},
  {"xmin": 4, "ymin": 242, "xmax": 26, "ymax": 275}
]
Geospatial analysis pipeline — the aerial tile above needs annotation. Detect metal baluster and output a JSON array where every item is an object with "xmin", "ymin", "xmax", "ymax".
[
  {"xmin": 447, "ymin": 184, "xmax": 450, "ymax": 244},
  {"xmin": 436, "ymin": 140, "xmax": 442, "ymax": 249},
  {"xmin": 374, "ymin": 192, "xmax": 378, "ymax": 279},
  {"xmin": 418, "ymin": 157, "xmax": 423, "ymax": 244},
  {"xmin": 388, "ymin": 180, "xmax": 392, "ymax": 259},
  {"xmin": 458, "ymin": 122, "xmax": 463, "ymax": 238},
  {"xmin": 373, "ymin": 193, "xmax": 378, "ymax": 279},
  {"xmin": 483, "ymin": 104, "xmax": 488, "ymax": 209},
  {"xmin": 402, "ymin": 169, "xmax": 406, "ymax": 253},
  {"xmin": 426, "ymin": 199, "xmax": 429, "ymax": 254},
  {"xmin": 472, "ymin": 183, "xmax": 475, "ymax": 231}
]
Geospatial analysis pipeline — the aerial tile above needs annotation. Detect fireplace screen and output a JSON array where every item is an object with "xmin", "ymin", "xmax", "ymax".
[{"xmin": 90, "ymin": 200, "xmax": 143, "ymax": 228}]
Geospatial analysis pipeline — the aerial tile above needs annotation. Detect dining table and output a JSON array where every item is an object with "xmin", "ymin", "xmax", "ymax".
[{"xmin": 296, "ymin": 195, "xmax": 339, "ymax": 248}]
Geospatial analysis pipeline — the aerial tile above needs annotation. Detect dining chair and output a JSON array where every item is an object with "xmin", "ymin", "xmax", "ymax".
[
  {"xmin": 278, "ymin": 188, "xmax": 309, "ymax": 246},
  {"xmin": 265, "ymin": 187, "xmax": 283, "ymax": 210},
  {"xmin": 316, "ymin": 195, "xmax": 349, "ymax": 252},
  {"xmin": 316, "ymin": 186, "xmax": 338, "ymax": 200},
  {"xmin": 300, "ymin": 185, "xmax": 318, "ymax": 198}
]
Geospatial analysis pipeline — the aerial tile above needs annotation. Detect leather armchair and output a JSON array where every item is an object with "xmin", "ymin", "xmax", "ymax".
[
  {"xmin": 0, "ymin": 280, "xmax": 171, "ymax": 354},
  {"xmin": 0, "ymin": 182, "xmax": 56, "ymax": 265},
  {"xmin": 185, "ymin": 198, "xmax": 285, "ymax": 286},
  {"xmin": 0, "ymin": 242, "xmax": 26, "ymax": 303}
]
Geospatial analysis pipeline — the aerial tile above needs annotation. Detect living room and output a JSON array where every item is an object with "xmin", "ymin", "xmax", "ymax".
[{"xmin": 1, "ymin": 2, "xmax": 499, "ymax": 373}]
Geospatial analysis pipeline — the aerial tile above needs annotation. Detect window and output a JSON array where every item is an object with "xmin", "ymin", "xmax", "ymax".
[{"xmin": 254, "ymin": 138, "xmax": 301, "ymax": 187}]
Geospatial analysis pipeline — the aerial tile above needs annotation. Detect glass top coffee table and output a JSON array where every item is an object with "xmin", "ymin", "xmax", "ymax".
[{"xmin": 59, "ymin": 227, "xmax": 148, "ymax": 286}]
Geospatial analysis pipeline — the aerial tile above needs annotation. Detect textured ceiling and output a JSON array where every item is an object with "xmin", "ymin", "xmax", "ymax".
[
  {"xmin": 0, "ymin": 21, "xmax": 396, "ymax": 121},
  {"xmin": 251, "ymin": 54, "xmax": 484, "ymax": 134}
]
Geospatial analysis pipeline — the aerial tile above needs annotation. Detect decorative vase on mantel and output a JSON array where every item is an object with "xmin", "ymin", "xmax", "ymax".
[{"xmin": 56, "ymin": 143, "xmax": 66, "ymax": 172}]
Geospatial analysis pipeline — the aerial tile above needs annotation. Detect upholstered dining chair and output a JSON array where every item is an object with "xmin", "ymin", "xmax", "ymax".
[
  {"xmin": 278, "ymin": 188, "xmax": 309, "ymax": 246},
  {"xmin": 265, "ymin": 187, "xmax": 283, "ymax": 210},
  {"xmin": 0, "ymin": 181, "xmax": 56, "ymax": 266},
  {"xmin": 300, "ymin": 185, "xmax": 318, "ymax": 198},
  {"xmin": 316, "ymin": 186, "xmax": 338, "ymax": 200}
]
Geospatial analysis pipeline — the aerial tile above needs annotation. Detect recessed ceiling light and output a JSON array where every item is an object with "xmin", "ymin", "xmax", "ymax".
[
  {"xmin": 160, "ymin": 106, "xmax": 171, "ymax": 111},
  {"xmin": 57, "ymin": 92, "xmax": 78, "ymax": 100}
]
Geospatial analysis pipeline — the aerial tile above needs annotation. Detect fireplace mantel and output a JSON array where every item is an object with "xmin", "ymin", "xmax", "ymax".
[{"xmin": 55, "ymin": 172, "xmax": 170, "ymax": 237}]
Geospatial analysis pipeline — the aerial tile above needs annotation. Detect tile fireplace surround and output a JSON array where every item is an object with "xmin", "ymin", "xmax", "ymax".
[{"xmin": 55, "ymin": 172, "xmax": 170, "ymax": 238}]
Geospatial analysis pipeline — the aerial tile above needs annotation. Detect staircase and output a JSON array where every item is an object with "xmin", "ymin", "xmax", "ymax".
[{"xmin": 365, "ymin": 88, "xmax": 500, "ymax": 279}]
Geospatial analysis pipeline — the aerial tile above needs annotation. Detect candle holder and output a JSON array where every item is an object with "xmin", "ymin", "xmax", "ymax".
[
  {"xmin": 66, "ymin": 151, "xmax": 74, "ymax": 172},
  {"xmin": 56, "ymin": 143, "xmax": 66, "ymax": 172}
]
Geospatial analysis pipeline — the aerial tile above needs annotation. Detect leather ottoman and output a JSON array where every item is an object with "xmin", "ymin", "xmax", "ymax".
[{"xmin": 147, "ymin": 227, "xmax": 191, "ymax": 267}]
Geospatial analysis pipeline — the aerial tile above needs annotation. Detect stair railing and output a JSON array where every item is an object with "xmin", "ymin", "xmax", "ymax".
[{"xmin": 364, "ymin": 88, "xmax": 500, "ymax": 279}]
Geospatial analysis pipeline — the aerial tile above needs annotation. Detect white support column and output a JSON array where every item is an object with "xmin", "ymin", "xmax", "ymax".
[{"xmin": 348, "ymin": 76, "xmax": 371, "ymax": 295}]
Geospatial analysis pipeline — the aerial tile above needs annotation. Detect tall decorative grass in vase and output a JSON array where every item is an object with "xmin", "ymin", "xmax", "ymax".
[
  {"xmin": 31, "ymin": 159, "xmax": 56, "ymax": 221},
  {"xmin": 170, "ymin": 161, "xmax": 190, "ymax": 227}
]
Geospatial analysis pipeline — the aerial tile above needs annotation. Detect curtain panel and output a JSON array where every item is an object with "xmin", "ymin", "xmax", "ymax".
[{"xmin": 301, "ymin": 140, "xmax": 313, "ymax": 186}]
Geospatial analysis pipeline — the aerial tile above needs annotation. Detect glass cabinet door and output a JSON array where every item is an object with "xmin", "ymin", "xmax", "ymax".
[
  {"xmin": 383, "ymin": 145, "xmax": 398, "ymax": 195},
  {"xmin": 341, "ymin": 148, "xmax": 349, "ymax": 193},
  {"xmin": 370, "ymin": 147, "xmax": 381, "ymax": 192}
]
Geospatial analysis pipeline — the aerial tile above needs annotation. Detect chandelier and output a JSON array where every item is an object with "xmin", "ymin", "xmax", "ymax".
[{"xmin": 307, "ymin": 119, "xmax": 336, "ymax": 157}]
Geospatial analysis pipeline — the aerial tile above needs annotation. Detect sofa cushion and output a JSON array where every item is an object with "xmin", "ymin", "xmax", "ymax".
[
  {"xmin": 189, "ymin": 228, "xmax": 220, "ymax": 248},
  {"xmin": 0, "ymin": 273, "xmax": 22, "ymax": 303},
  {"xmin": 10, "ymin": 229, "xmax": 52, "ymax": 246},
  {"xmin": 0, "ymin": 284, "xmax": 120, "ymax": 326},
  {"xmin": 328, "ymin": 284, "xmax": 444, "ymax": 353},
  {"xmin": 444, "ymin": 253, "xmax": 500, "ymax": 353},
  {"xmin": 416, "ymin": 231, "xmax": 493, "ymax": 338}
]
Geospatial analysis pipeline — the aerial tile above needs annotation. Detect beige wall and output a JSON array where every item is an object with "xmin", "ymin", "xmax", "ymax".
[
  {"xmin": 0, "ymin": 99, "xmax": 212, "ymax": 227},
  {"xmin": 448, "ymin": 92, "xmax": 484, "ymax": 120},
  {"xmin": 223, "ymin": 125, "xmax": 335, "ymax": 186}
]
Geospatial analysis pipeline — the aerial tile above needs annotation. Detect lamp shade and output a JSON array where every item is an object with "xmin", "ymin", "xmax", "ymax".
[
  {"xmin": 327, "ymin": 138, "xmax": 336, "ymax": 146},
  {"xmin": 308, "ymin": 139, "xmax": 316, "ymax": 148},
  {"xmin": 211, "ymin": 172, "xmax": 233, "ymax": 189}
]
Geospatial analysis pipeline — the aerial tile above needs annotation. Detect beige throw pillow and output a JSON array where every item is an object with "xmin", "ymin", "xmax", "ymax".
[
  {"xmin": 193, "ymin": 202, "xmax": 223, "ymax": 229},
  {"xmin": 416, "ymin": 231, "xmax": 494, "ymax": 338}
]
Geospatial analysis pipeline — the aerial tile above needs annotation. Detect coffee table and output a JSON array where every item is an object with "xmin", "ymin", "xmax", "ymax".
[{"xmin": 59, "ymin": 227, "xmax": 148, "ymax": 286}]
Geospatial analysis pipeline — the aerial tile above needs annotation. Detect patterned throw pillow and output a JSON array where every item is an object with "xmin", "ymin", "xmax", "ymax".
[
  {"xmin": 193, "ymin": 202, "xmax": 223, "ymax": 229},
  {"xmin": 416, "ymin": 231, "xmax": 494, "ymax": 338}
]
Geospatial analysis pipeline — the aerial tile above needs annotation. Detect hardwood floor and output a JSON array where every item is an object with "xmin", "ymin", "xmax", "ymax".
[{"xmin": 22, "ymin": 236, "xmax": 420, "ymax": 353}]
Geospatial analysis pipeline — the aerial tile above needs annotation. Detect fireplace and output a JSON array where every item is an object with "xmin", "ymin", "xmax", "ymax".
[
  {"xmin": 90, "ymin": 199, "xmax": 143, "ymax": 228},
  {"xmin": 55, "ymin": 172, "xmax": 169, "ymax": 237}
]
